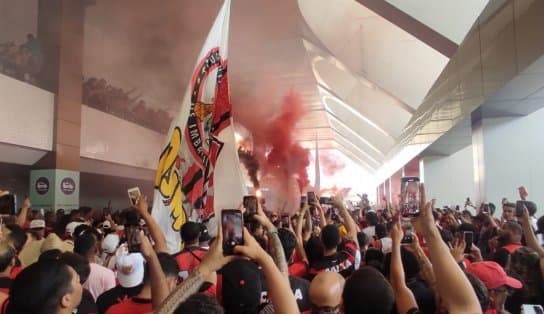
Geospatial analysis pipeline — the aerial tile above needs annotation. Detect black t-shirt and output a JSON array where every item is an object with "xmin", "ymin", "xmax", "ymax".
[
  {"xmin": 288, "ymin": 275, "xmax": 311, "ymax": 313},
  {"xmin": 78, "ymin": 289, "xmax": 98, "ymax": 314},
  {"xmin": 96, "ymin": 284, "xmax": 143, "ymax": 314},
  {"xmin": 0, "ymin": 277, "xmax": 13, "ymax": 294},
  {"xmin": 308, "ymin": 240, "xmax": 357, "ymax": 279},
  {"xmin": 406, "ymin": 278, "xmax": 436, "ymax": 314}
]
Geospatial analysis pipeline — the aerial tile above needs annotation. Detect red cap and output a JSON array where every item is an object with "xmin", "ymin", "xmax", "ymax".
[{"xmin": 466, "ymin": 261, "xmax": 522, "ymax": 290}]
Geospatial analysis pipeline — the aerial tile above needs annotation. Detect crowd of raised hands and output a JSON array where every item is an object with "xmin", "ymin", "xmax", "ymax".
[{"xmin": 0, "ymin": 183, "xmax": 543, "ymax": 314}]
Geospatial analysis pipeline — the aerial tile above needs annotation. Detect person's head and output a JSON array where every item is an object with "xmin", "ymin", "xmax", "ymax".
[
  {"xmin": 9, "ymin": 259, "xmax": 82, "ymax": 314},
  {"xmin": 466, "ymin": 261, "xmax": 522, "ymax": 311},
  {"xmin": 0, "ymin": 241, "xmax": 16, "ymax": 274},
  {"xmin": 502, "ymin": 202, "xmax": 516, "ymax": 221},
  {"xmin": 73, "ymin": 232, "xmax": 97, "ymax": 260},
  {"xmin": 64, "ymin": 221, "xmax": 84, "ymax": 239},
  {"xmin": 365, "ymin": 212, "xmax": 378, "ymax": 226},
  {"xmin": 374, "ymin": 224, "xmax": 386, "ymax": 239},
  {"xmin": 383, "ymin": 247, "xmax": 420, "ymax": 280},
  {"xmin": 305, "ymin": 236, "xmax": 324, "ymax": 265},
  {"xmin": 321, "ymin": 225, "xmax": 340, "ymax": 251},
  {"xmin": 498, "ymin": 221, "xmax": 522, "ymax": 245},
  {"xmin": 156, "ymin": 253, "xmax": 180, "ymax": 292},
  {"xmin": 78, "ymin": 206, "xmax": 93, "ymax": 221},
  {"xmin": 174, "ymin": 293, "xmax": 224, "ymax": 314},
  {"xmin": 309, "ymin": 271, "xmax": 344, "ymax": 314},
  {"xmin": 199, "ymin": 223, "xmax": 211, "ymax": 246},
  {"xmin": 509, "ymin": 247, "xmax": 542, "ymax": 299},
  {"xmin": 537, "ymin": 216, "xmax": 544, "ymax": 233},
  {"xmin": 220, "ymin": 259, "xmax": 263, "ymax": 314},
  {"xmin": 525, "ymin": 201, "xmax": 537, "ymax": 217},
  {"xmin": 364, "ymin": 248, "xmax": 385, "ymax": 273},
  {"xmin": 29, "ymin": 219, "xmax": 46, "ymax": 239},
  {"xmin": 72, "ymin": 224, "xmax": 92, "ymax": 239},
  {"xmin": 180, "ymin": 222, "xmax": 201, "ymax": 246},
  {"xmin": 277, "ymin": 228, "xmax": 296, "ymax": 263},
  {"xmin": 59, "ymin": 252, "xmax": 91, "ymax": 285},
  {"xmin": 356, "ymin": 232, "xmax": 369, "ymax": 252},
  {"xmin": 3, "ymin": 224, "xmax": 26, "ymax": 254},
  {"xmin": 116, "ymin": 253, "xmax": 145, "ymax": 288},
  {"xmin": 465, "ymin": 272, "xmax": 490, "ymax": 312},
  {"xmin": 342, "ymin": 267, "xmax": 394, "ymax": 314}
]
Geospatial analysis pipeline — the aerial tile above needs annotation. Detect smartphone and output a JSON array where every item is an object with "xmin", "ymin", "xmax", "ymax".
[
  {"xmin": 319, "ymin": 196, "xmax": 334, "ymax": 205},
  {"xmin": 243, "ymin": 195, "xmax": 258, "ymax": 215},
  {"xmin": 522, "ymin": 304, "xmax": 544, "ymax": 314},
  {"xmin": 281, "ymin": 214, "xmax": 290, "ymax": 227},
  {"xmin": 401, "ymin": 177, "xmax": 420, "ymax": 217},
  {"xmin": 519, "ymin": 186, "xmax": 529, "ymax": 199},
  {"xmin": 482, "ymin": 203, "xmax": 489, "ymax": 213},
  {"xmin": 300, "ymin": 196, "xmax": 307, "ymax": 208},
  {"xmin": 516, "ymin": 200, "xmax": 526, "ymax": 217},
  {"xmin": 463, "ymin": 231, "xmax": 473, "ymax": 254},
  {"xmin": 222, "ymin": 210, "xmax": 244, "ymax": 255},
  {"xmin": 125, "ymin": 224, "xmax": 141, "ymax": 253},
  {"xmin": 307, "ymin": 192, "xmax": 316, "ymax": 206},
  {"xmin": 127, "ymin": 187, "xmax": 141, "ymax": 206},
  {"xmin": 401, "ymin": 230, "xmax": 413, "ymax": 244}
]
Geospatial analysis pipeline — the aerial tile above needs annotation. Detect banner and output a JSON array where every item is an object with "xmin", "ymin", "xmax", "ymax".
[{"xmin": 152, "ymin": 0, "xmax": 245, "ymax": 253}]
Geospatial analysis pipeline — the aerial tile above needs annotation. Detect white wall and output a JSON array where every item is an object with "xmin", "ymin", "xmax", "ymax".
[
  {"xmin": 0, "ymin": 74, "xmax": 54, "ymax": 151},
  {"xmin": 482, "ymin": 106, "xmax": 544, "ymax": 214},
  {"xmin": 80, "ymin": 105, "xmax": 165, "ymax": 170},
  {"xmin": 422, "ymin": 144, "xmax": 475, "ymax": 208}
]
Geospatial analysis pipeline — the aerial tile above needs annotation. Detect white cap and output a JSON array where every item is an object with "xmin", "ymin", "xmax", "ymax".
[
  {"xmin": 65, "ymin": 221, "xmax": 84, "ymax": 237},
  {"xmin": 102, "ymin": 233, "xmax": 120, "ymax": 254},
  {"xmin": 29, "ymin": 219, "xmax": 46, "ymax": 229},
  {"xmin": 116, "ymin": 253, "xmax": 145, "ymax": 288}
]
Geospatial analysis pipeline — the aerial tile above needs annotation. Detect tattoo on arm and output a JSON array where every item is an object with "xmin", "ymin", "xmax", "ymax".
[
  {"xmin": 155, "ymin": 268, "xmax": 205, "ymax": 314},
  {"xmin": 268, "ymin": 230, "xmax": 288, "ymax": 276}
]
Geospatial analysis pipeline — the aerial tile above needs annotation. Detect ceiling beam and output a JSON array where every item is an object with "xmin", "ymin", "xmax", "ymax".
[{"xmin": 355, "ymin": 0, "xmax": 458, "ymax": 58}]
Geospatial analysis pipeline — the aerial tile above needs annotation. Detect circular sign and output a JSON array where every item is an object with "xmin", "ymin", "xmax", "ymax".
[
  {"xmin": 35, "ymin": 177, "xmax": 49, "ymax": 195},
  {"xmin": 60, "ymin": 177, "xmax": 76, "ymax": 195}
]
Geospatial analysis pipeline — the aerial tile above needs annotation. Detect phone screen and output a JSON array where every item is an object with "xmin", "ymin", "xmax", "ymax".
[
  {"xmin": 243, "ymin": 196, "xmax": 258, "ymax": 215},
  {"xmin": 522, "ymin": 304, "xmax": 544, "ymax": 314},
  {"xmin": 464, "ymin": 231, "xmax": 473, "ymax": 254},
  {"xmin": 300, "ymin": 196, "xmax": 307, "ymax": 208},
  {"xmin": 222, "ymin": 210, "xmax": 243, "ymax": 255},
  {"xmin": 516, "ymin": 200, "xmax": 526, "ymax": 217},
  {"xmin": 281, "ymin": 214, "xmax": 290, "ymax": 226},
  {"xmin": 401, "ymin": 230, "xmax": 413, "ymax": 244},
  {"xmin": 125, "ymin": 225, "xmax": 141, "ymax": 253},
  {"xmin": 401, "ymin": 177, "xmax": 420, "ymax": 217},
  {"xmin": 127, "ymin": 187, "xmax": 141, "ymax": 206},
  {"xmin": 307, "ymin": 192, "xmax": 316, "ymax": 206}
]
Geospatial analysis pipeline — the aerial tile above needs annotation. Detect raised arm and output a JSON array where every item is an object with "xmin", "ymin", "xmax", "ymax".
[
  {"xmin": 390, "ymin": 219, "xmax": 418, "ymax": 313},
  {"xmin": 15, "ymin": 197, "xmax": 31, "ymax": 227},
  {"xmin": 520, "ymin": 206, "xmax": 544, "ymax": 257},
  {"xmin": 140, "ymin": 231, "xmax": 169, "ymax": 310},
  {"xmin": 333, "ymin": 198, "xmax": 358, "ymax": 246},
  {"xmin": 412, "ymin": 184, "xmax": 481, "ymax": 314},
  {"xmin": 253, "ymin": 201, "xmax": 288, "ymax": 278},
  {"xmin": 235, "ymin": 228, "xmax": 300, "ymax": 314},
  {"xmin": 295, "ymin": 202, "xmax": 309, "ymax": 264},
  {"xmin": 134, "ymin": 195, "xmax": 168, "ymax": 253}
]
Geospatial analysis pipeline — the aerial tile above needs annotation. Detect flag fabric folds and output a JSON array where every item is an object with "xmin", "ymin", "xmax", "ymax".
[{"xmin": 151, "ymin": 0, "xmax": 245, "ymax": 253}]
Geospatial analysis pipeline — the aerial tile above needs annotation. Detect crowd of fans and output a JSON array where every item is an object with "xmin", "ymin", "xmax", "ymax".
[
  {"xmin": 0, "ymin": 185, "xmax": 542, "ymax": 314},
  {"xmin": 82, "ymin": 77, "xmax": 173, "ymax": 134},
  {"xmin": 0, "ymin": 34, "xmax": 43, "ymax": 85}
]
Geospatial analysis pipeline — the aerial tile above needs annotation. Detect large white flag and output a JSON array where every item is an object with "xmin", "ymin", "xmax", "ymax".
[{"xmin": 151, "ymin": 0, "xmax": 245, "ymax": 253}]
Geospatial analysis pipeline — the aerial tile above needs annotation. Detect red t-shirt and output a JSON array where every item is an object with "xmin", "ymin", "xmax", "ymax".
[
  {"xmin": 288, "ymin": 261, "xmax": 308, "ymax": 278},
  {"xmin": 502, "ymin": 243, "xmax": 522, "ymax": 253},
  {"xmin": 105, "ymin": 297, "xmax": 151, "ymax": 314},
  {"xmin": 174, "ymin": 247, "xmax": 208, "ymax": 275}
]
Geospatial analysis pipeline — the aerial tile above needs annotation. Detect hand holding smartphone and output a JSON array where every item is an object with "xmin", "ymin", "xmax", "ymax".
[
  {"xmin": 222, "ymin": 210, "xmax": 244, "ymax": 255},
  {"xmin": 463, "ymin": 231, "xmax": 474, "ymax": 254},
  {"xmin": 516, "ymin": 200, "xmax": 527, "ymax": 217},
  {"xmin": 401, "ymin": 177, "xmax": 420, "ymax": 218},
  {"xmin": 127, "ymin": 187, "xmax": 141, "ymax": 206},
  {"xmin": 125, "ymin": 224, "xmax": 142, "ymax": 253},
  {"xmin": 307, "ymin": 192, "xmax": 316, "ymax": 206},
  {"xmin": 243, "ymin": 195, "xmax": 258, "ymax": 215}
]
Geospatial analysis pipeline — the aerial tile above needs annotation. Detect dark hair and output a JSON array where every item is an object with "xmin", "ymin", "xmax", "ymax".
[
  {"xmin": 5, "ymin": 224, "xmax": 26, "ymax": 253},
  {"xmin": 538, "ymin": 215, "xmax": 544, "ymax": 233},
  {"xmin": 342, "ymin": 267, "xmax": 394, "ymax": 314},
  {"xmin": 383, "ymin": 247, "xmax": 420, "ymax": 279},
  {"xmin": 39, "ymin": 249, "xmax": 62, "ymax": 262},
  {"xmin": 321, "ymin": 225, "xmax": 340, "ymax": 250},
  {"xmin": 277, "ymin": 228, "xmax": 296, "ymax": 263},
  {"xmin": 174, "ymin": 293, "xmax": 224, "ymax": 314},
  {"xmin": 305, "ymin": 236, "xmax": 324, "ymax": 265},
  {"xmin": 157, "ymin": 253, "xmax": 180, "ymax": 278},
  {"xmin": 78, "ymin": 206, "xmax": 93, "ymax": 217},
  {"xmin": 74, "ymin": 232, "xmax": 97, "ymax": 257},
  {"xmin": 73, "ymin": 224, "xmax": 92, "ymax": 239},
  {"xmin": 525, "ymin": 201, "xmax": 537, "ymax": 216},
  {"xmin": 488, "ymin": 203, "xmax": 496, "ymax": 215},
  {"xmin": 9, "ymin": 259, "xmax": 75, "ymax": 314},
  {"xmin": 492, "ymin": 248, "xmax": 511, "ymax": 268},
  {"xmin": 375, "ymin": 224, "xmax": 386, "ymax": 239},
  {"xmin": 502, "ymin": 221, "xmax": 522, "ymax": 235},
  {"xmin": 0, "ymin": 242, "xmax": 16, "ymax": 272},
  {"xmin": 180, "ymin": 222, "xmax": 201, "ymax": 245},
  {"xmin": 504, "ymin": 202, "xmax": 516, "ymax": 209},
  {"xmin": 365, "ymin": 212, "xmax": 378, "ymax": 226},
  {"xmin": 465, "ymin": 272, "xmax": 490, "ymax": 312},
  {"xmin": 364, "ymin": 248, "xmax": 384, "ymax": 273},
  {"xmin": 60, "ymin": 252, "xmax": 91, "ymax": 284},
  {"xmin": 357, "ymin": 232, "xmax": 369, "ymax": 248}
]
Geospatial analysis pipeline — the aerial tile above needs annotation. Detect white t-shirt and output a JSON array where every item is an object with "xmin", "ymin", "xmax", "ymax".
[
  {"xmin": 363, "ymin": 226, "xmax": 376, "ymax": 239},
  {"xmin": 83, "ymin": 262, "xmax": 116, "ymax": 300}
]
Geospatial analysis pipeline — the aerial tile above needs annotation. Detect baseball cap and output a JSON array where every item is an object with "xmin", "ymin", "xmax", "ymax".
[
  {"xmin": 41, "ymin": 233, "xmax": 73, "ymax": 253},
  {"xmin": 466, "ymin": 261, "xmax": 522, "ymax": 290},
  {"xmin": 29, "ymin": 219, "xmax": 45, "ymax": 229},
  {"xmin": 199, "ymin": 224, "xmax": 210, "ymax": 243},
  {"xmin": 116, "ymin": 252, "xmax": 145, "ymax": 288},
  {"xmin": 218, "ymin": 259, "xmax": 264, "ymax": 312},
  {"xmin": 102, "ymin": 233, "xmax": 120, "ymax": 254},
  {"xmin": 65, "ymin": 221, "xmax": 84, "ymax": 237}
]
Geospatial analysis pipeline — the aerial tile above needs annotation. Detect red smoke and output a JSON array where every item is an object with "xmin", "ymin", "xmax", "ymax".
[
  {"xmin": 234, "ymin": 91, "xmax": 310, "ymax": 193},
  {"xmin": 319, "ymin": 151, "xmax": 346, "ymax": 177},
  {"xmin": 237, "ymin": 148, "xmax": 260, "ymax": 189}
]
